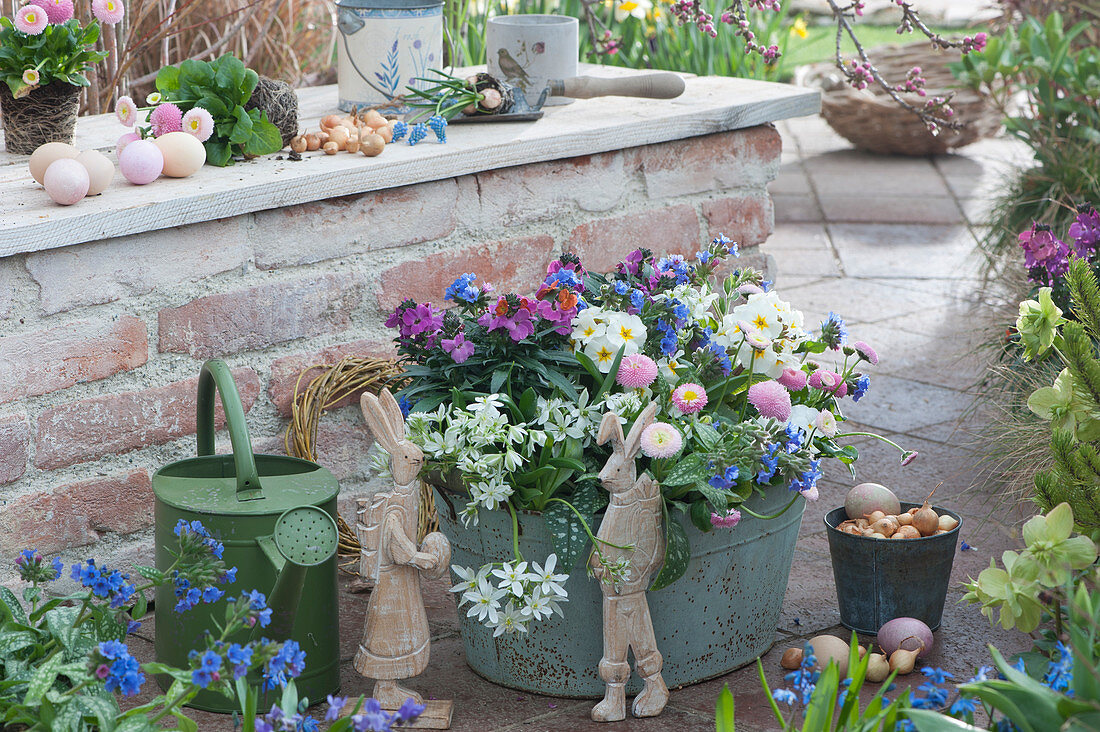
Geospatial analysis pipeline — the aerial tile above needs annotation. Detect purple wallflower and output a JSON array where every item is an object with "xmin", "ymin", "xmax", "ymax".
[
  {"xmin": 441, "ymin": 331, "xmax": 475, "ymax": 363},
  {"xmin": 1019, "ymin": 223, "xmax": 1071, "ymax": 283},
  {"xmin": 1069, "ymin": 205, "xmax": 1100, "ymax": 259},
  {"xmin": 401, "ymin": 303, "xmax": 444, "ymax": 337},
  {"xmin": 488, "ymin": 307, "xmax": 534, "ymax": 342}
]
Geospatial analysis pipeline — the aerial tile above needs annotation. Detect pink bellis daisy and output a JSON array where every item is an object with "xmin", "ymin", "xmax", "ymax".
[
  {"xmin": 15, "ymin": 5, "xmax": 48, "ymax": 34},
  {"xmin": 815, "ymin": 409, "xmax": 838, "ymax": 437},
  {"xmin": 853, "ymin": 340, "xmax": 878, "ymax": 365},
  {"xmin": 777, "ymin": 367, "xmax": 807, "ymax": 391},
  {"xmin": 181, "ymin": 107, "xmax": 214, "ymax": 142},
  {"xmin": 710, "ymin": 509, "xmax": 741, "ymax": 528},
  {"xmin": 21, "ymin": 69, "xmax": 40, "ymax": 86},
  {"xmin": 91, "ymin": 0, "xmax": 124, "ymax": 23},
  {"xmin": 114, "ymin": 95, "xmax": 137, "ymax": 127},
  {"xmin": 671, "ymin": 383, "xmax": 707, "ymax": 414},
  {"xmin": 800, "ymin": 486, "xmax": 819, "ymax": 502},
  {"xmin": 747, "ymin": 380, "xmax": 792, "ymax": 421},
  {"xmin": 42, "ymin": 0, "xmax": 73, "ymax": 23},
  {"xmin": 617, "ymin": 353, "xmax": 657, "ymax": 389},
  {"xmin": 149, "ymin": 102, "xmax": 182, "ymax": 136},
  {"xmin": 639, "ymin": 423, "xmax": 682, "ymax": 459},
  {"xmin": 808, "ymin": 369, "xmax": 848, "ymax": 397}
]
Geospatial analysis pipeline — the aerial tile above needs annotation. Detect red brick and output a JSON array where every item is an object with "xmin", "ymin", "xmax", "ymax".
[
  {"xmin": 567, "ymin": 205, "xmax": 701, "ymax": 273},
  {"xmin": 0, "ymin": 316, "xmax": 148, "ymax": 404},
  {"xmin": 252, "ymin": 411, "xmax": 373, "ymax": 481},
  {"xmin": 632, "ymin": 126, "xmax": 782, "ymax": 199},
  {"xmin": 377, "ymin": 235, "xmax": 556, "ymax": 313},
  {"xmin": 34, "ymin": 368, "xmax": 261, "ymax": 470},
  {"xmin": 269, "ymin": 340, "xmax": 396, "ymax": 418},
  {"xmin": 158, "ymin": 274, "xmax": 361, "ymax": 359},
  {"xmin": 0, "ymin": 470, "xmax": 152, "ymax": 556},
  {"xmin": 0, "ymin": 414, "xmax": 29, "ymax": 485},
  {"xmin": 702, "ymin": 194, "xmax": 775, "ymax": 249}
]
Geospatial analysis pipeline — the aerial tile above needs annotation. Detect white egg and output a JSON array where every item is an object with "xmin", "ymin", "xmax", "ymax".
[
  {"xmin": 153, "ymin": 132, "xmax": 206, "ymax": 178},
  {"xmin": 43, "ymin": 158, "xmax": 90, "ymax": 205},
  {"xmin": 29, "ymin": 142, "xmax": 79, "ymax": 185},
  {"xmin": 75, "ymin": 149, "xmax": 115, "ymax": 196}
]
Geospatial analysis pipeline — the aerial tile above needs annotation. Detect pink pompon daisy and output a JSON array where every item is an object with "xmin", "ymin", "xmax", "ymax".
[
  {"xmin": 181, "ymin": 107, "xmax": 214, "ymax": 142},
  {"xmin": 710, "ymin": 509, "xmax": 741, "ymax": 528},
  {"xmin": 671, "ymin": 383, "xmax": 708, "ymax": 414},
  {"xmin": 639, "ymin": 422, "xmax": 683, "ymax": 459},
  {"xmin": 42, "ymin": 0, "xmax": 73, "ymax": 23},
  {"xmin": 149, "ymin": 102, "xmax": 182, "ymax": 136},
  {"xmin": 617, "ymin": 353, "xmax": 657, "ymax": 389},
  {"xmin": 808, "ymin": 369, "xmax": 848, "ymax": 397},
  {"xmin": 15, "ymin": 5, "xmax": 48, "ymax": 34},
  {"xmin": 777, "ymin": 367, "xmax": 807, "ymax": 391},
  {"xmin": 91, "ymin": 0, "xmax": 124, "ymax": 23},
  {"xmin": 114, "ymin": 95, "xmax": 137, "ymax": 127},
  {"xmin": 853, "ymin": 340, "xmax": 879, "ymax": 365},
  {"xmin": 747, "ymin": 380, "xmax": 792, "ymax": 421}
]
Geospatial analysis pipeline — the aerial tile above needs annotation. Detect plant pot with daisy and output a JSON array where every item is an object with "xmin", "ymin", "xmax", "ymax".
[
  {"xmin": 0, "ymin": 0, "xmax": 119, "ymax": 154},
  {"xmin": 376, "ymin": 236, "xmax": 910, "ymax": 697}
]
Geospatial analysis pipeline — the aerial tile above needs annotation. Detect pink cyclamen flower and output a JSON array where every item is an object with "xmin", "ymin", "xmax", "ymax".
[
  {"xmin": 149, "ymin": 102, "xmax": 183, "ymax": 136},
  {"xmin": 15, "ymin": 5, "xmax": 48, "ymax": 34},
  {"xmin": 181, "ymin": 107, "xmax": 214, "ymax": 142},
  {"xmin": 42, "ymin": 0, "xmax": 73, "ymax": 23},
  {"xmin": 91, "ymin": 0, "xmax": 124, "ymax": 23},
  {"xmin": 115, "ymin": 95, "xmax": 137, "ymax": 127},
  {"xmin": 671, "ymin": 383, "xmax": 708, "ymax": 414},
  {"xmin": 747, "ymin": 380, "xmax": 792, "ymax": 421},
  {"xmin": 852, "ymin": 340, "xmax": 878, "ymax": 365},
  {"xmin": 639, "ymin": 422, "xmax": 683, "ymax": 459},
  {"xmin": 808, "ymin": 369, "xmax": 848, "ymax": 397},
  {"xmin": 441, "ymin": 331, "xmax": 475, "ymax": 364},
  {"xmin": 777, "ymin": 367, "xmax": 807, "ymax": 391},
  {"xmin": 617, "ymin": 353, "xmax": 658, "ymax": 389},
  {"xmin": 710, "ymin": 509, "xmax": 741, "ymax": 528}
]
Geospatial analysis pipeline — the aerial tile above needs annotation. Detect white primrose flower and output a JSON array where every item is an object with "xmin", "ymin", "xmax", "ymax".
[
  {"xmin": 528, "ymin": 554, "xmax": 569, "ymax": 599},
  {"xmin": 604, "ymin": 312, "xmax": 646, "ymax": 354},
  {"xmin": 492, "ymin": 560, "xmax": 529, "ymax": 597},
  {"xmin": 583, "ymin": 336, "xmax": 618, "ymax": 373},
  {"xmin": 572, "ymin": 306, "xmax": 607, "ymax": 345},
  {"xmin": 658, "ymin": 350, "xmax": 687, "ymax": 384},
  {"xmin": 464, "ymin": 576, "xmax": 506, "ymax": 625},
  {"xmin": 491, "ymin": 602, "xmax": 529, "ymax": 637}
]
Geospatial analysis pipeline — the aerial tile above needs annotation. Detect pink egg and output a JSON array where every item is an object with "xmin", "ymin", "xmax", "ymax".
[
  {"xmin": 43, "ymin": 158, "xmax": 90, "ymax": 205},
  {"xmin": 116, "ymin": 131, "xmax": 141, "ymax": 157},
  {"xmin": 119, "ymin": 140, "xmax": 164, "ymax": 185}
]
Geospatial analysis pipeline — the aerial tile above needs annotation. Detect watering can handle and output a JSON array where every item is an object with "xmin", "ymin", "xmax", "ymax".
[{"xmin": 197, "ymin": 359, "xmax": 264, "ymax": 501}]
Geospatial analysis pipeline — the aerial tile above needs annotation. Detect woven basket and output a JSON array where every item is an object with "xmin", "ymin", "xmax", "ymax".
[{"xmin": 808, "ymin": 42, "xmax": 1001, "ymax": 156}]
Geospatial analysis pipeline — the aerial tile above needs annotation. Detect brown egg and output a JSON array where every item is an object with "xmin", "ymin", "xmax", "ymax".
[
  {"xmin": 154, "ymin": 132, "xmax": 207, "ymax": 177},
  {"xmin": 75, "ymin": 149, "xmax": 115, "ymax": 196},
  {"xmin": 29, "ymin": 142, "xmax": 79, "ymax": 185}
]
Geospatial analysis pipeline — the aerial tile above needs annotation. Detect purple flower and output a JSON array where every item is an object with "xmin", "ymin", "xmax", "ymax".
[
  {"xmin": 488, "ymin": 307, "xmax": 535, "ymax": 342},
  {"xmin": 1069, "ymin": 205, "xmax": 1100, "ymax": 259},
  {"xmin": 1019, "ymin": 224, "xmax": 1071, "ymax": 284},
  {"xmin": 441, "ymin": 331, "xmax": 475, "ymax": 363},
  {"xmin": 532, "ymin": 41, "xmax": 545, "ymax": 54},
  {"xmin": 401, "ymin": 303, "xmax": 443, "ymax": 337}
]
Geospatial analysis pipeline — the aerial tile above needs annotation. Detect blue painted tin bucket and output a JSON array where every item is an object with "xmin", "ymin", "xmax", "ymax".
[
  {"xmin": 824, "ymin": 502, "xmax": 961, "ymax": 634},
  {"xmin": 436, "ymin": 486, "xmax": 805, "ymax": 698},
  {"xmin": 335, "ymin": 0, "xmax": 443, "ymax": 113}
]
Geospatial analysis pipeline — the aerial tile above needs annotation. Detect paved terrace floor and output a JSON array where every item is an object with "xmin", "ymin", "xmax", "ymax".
[{"xmin": 127, "ymin": 114, "xmax": 1039, "ymax": 730}]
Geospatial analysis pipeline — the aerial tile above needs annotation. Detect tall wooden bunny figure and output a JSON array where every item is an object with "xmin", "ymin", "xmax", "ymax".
[
  {"xmin": 589, "ymin": 402, "xmax": 669, "ymax": 722},
  {"xmin": 356, "ymin": 388, "xmax": 453, "ymax": 729}
]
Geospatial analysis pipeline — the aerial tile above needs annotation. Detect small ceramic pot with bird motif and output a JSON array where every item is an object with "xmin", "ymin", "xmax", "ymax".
[{"xmin": 486, "ymin": 15, "xmax": 578, "ymax": 107}]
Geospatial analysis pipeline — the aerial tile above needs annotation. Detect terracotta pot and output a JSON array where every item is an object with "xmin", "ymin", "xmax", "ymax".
[{"xmin": 0, "ymin": 82, "xmax": 81, "ymax": 155}]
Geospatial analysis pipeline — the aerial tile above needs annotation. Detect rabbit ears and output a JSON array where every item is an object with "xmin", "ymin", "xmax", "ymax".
[
  {"xmin": 361, "ymin": 388, "xmax": 407, "ymax": 452},
  {"xmin": 597, "ymin": 402, "xmax": 658, "ymax": 458}
]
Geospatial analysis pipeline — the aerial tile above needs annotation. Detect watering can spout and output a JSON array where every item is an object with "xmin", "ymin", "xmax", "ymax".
[{"xmin": 253, "ymin": 506, "xmax": 339, "ymax": 641}]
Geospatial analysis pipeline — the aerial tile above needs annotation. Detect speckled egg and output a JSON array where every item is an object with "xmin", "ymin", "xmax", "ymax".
[
  {"xmin": 43, "ymin": 158, "xmax": 90, "ymax": 205},
  {"xmin": 153, "ymin": 132, "xmax": 206, "ymax": 178},
  {"xmin": 118, "ymin": 140, "xmax": 164, "ymax": 185},
  {"xmin": 116, "ymin": 132, "xmax": 141, "ymax": 157},
  {"xmin": 29, "ymin": 142, "xmax": 79, "ymax": 184},
  {"xmin": 75, "ymin": 149, "xmax": 114, "ymax": 196}
]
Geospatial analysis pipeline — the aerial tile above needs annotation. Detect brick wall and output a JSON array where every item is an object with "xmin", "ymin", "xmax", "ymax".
[{"xmin": 0, "ymin": 126, "xmax": 781, "ymax": 583}]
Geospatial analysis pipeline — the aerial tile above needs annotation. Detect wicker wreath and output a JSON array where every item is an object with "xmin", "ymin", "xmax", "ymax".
[{"xmin": 282, "ymin": 355, "xmax": 439, "ymax": 574}]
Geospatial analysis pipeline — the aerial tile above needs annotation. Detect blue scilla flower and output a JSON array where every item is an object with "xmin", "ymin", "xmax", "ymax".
[
  {"xmin": 921, "ymin": 667, "xmax": 954, "ymax": 684},
  {"xmin": 407, "ymin": 123, "xmax": 429, "ymax": 146},
  {"xmin": 427, "ymin": 114, "xmax": 447, "ymax": 142},
  {"xmin": 853, "ymin": 374, "xmax": 870, "ymax": 402},
  {"xmin": 613, "ymin": 280, "xmax": 629, "ymax": 296},
  {"xmin": 950, "ymin": 696, "xmax": 979, "ymax": 716},
  {"xmin": 756, "ymin": 444, "xmax": 781, "ymax": 484},
  {"xmin": 263, "ymin": 639, "xmax": 306, "ymax": 692},
  {"xmin": 784, "ymin": 424, "xmax": 803, "ymax": 453},
  {"xmin": 391, "ymin": 120, "xmax": 408, "ymax": 142},
  {"xmin": 546, "ymin": 269, "xmax": 581, "ymax": 289},
  {"xmin": 772, "ymin": 688, "xmax": 797, "ymax": 705},
  {"xmin": 397, "ymin": 395, "xmax": 412, "ymax": 419}
]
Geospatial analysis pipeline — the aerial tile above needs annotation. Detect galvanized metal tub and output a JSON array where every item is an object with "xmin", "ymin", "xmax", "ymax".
[
  {"xmin": 436, "ymin": 486, "xmax": 805, "ymax": 698},
  {"xmin": 824, "ymin": 502, "xmax": 961, "ymax": 634}
]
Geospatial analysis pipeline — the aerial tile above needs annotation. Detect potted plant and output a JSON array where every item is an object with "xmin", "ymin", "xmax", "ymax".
[
  {"xmin": 0, "ymin": 0, "xmax": 117, "ymax": 154},
  {"xmin": 381, "ymin": 236, "xmax": 907, "ymax": 696}
]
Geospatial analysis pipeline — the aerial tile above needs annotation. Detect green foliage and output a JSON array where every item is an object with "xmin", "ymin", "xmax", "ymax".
[
  {"xmin": 0, "ymin": 18, "xmax": 107, "ymax": 97},
  {"xmin": 716, "ymin": 683, "xmax": 735, "ymax": 731},
  {"xmin": 155, "ymin": 54, "xmax": 282, "ymax": 167}
]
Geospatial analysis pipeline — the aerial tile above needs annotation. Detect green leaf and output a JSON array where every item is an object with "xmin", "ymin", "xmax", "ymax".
[
  {"xmin": 649, "ymin": 508, "xmax": 689, "ymax": 591},
  {"xmin": 155, "ymin": 64, "xmax": 180, "ymax": 93},
  {"xmin": 132, "ymin": 591, "xmax": 147, "ymax": 621},
  {"xmin": 241, "ymin": 114, "xmax": 284, "ymax": 157},
  {"xmin": 228, "ymin": 105, "xmax": 254, "ymax": 145},
  {"xmin": 715, "ymin": 683, "xmax": 735, "ymax": 731},
  {"xmin": 694, "ymin": 422, "xmax": 721, "ymax": 451},
  {"xmin": 204, "ymin": 139, "xmax": 233, "ymax": 167},
  {"xmin": 24, "ymin": 653, "xmax": 64, "ymax": 705},
  {"xmin": 490, "ymin": 369, "xmax": 508, "ymax": 394},
  {"xmin": 133, "ymin": 565, "xmax": 164, "ymax": 583},
  {"xmin": 0, "ymin": 587, "xmax": 28, "ymax": 625},
  {"xmin": 662, "ymin": 453, "xmax": 709, "ymax": 486},
  {"xmin": 44, "ymin": 606, "xmax": 81, "ymax": 652},
  {"xmin": 74, "ymin": 693, "xmax": 122, "ymax": 730},
  {"xmin": 904, "ymin": 709, "xmax": 987, "ymax": 731},
  {"xmin": 543, "ymin": 500, "xmax": 593, "ymax": 574},
  {"xmin": 172, "ymin": 710, "xmax": 199, "ymax": 732},
  {"xmin": 689, "ymin": 500, "xmax": 712, "ymax": 533},
  {"xmin": 0, "ymin": 630, "xmax": 37, "ymax": 656}
]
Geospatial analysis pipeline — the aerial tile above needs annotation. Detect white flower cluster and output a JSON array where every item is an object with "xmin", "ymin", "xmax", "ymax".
[
  {"xmin": 711, "ymin": 292, "xmax": 808, "ymax": 377},
  {"xmin": 570, "ymin": 306, "xmax": 648, "ymax": 372},
  {"xmin": 451, "ymin": 554, "xmax": 570, "ymax": 636}
]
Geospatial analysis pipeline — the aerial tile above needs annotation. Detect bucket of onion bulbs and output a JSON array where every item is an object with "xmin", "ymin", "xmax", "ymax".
[{"xmin": 824, "ymin": 482, "xmax": 961, "ymax": 634}]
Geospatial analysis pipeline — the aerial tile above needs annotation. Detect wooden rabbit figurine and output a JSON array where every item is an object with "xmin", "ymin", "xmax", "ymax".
[
  {"xmin": 356, "ymin": 388, "xmax": 453, "ymax": 728},
  {"xmin": 589, "ymin": 402, "xmax": 669, "ymax": 722}
]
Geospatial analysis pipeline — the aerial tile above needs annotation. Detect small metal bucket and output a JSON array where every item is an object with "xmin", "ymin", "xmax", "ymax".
[
  {"xmin": 335, "ymin": 0, "xmax": 443, "ymax": 113},
  {"xmin": 824, "ymin": 502, "xmax": 961, "ymax": 633}
]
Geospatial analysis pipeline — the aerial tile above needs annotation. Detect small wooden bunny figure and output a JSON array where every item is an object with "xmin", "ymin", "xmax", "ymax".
[
  {"xmin": 589, "ymin": 402, "xmax": 669, "ymax": 722},
  {"xmin": 356, "ymin": 388, "xmax": 453, "ymax": 728}
]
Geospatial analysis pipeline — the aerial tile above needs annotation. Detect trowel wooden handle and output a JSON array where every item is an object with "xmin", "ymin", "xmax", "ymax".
[{"xmin": 550, "ymin": 73, "xmax": 686, "ymax": 100}]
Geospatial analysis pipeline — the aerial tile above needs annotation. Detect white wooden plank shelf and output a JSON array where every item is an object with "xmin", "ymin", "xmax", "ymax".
[{"xmin": 0, "ymin": 68, "xmax": 819, "ymax": 257}]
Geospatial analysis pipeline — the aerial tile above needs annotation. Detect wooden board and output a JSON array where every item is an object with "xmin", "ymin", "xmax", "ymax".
[{"xmin": 0, "ymin": 68, "xmax": 819, "ymax": 257}]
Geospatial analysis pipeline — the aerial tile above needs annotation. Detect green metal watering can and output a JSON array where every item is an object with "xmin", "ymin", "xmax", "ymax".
[{"xmin": 153, "ymin": 360, "xmax": 341, "ymax": 712}]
